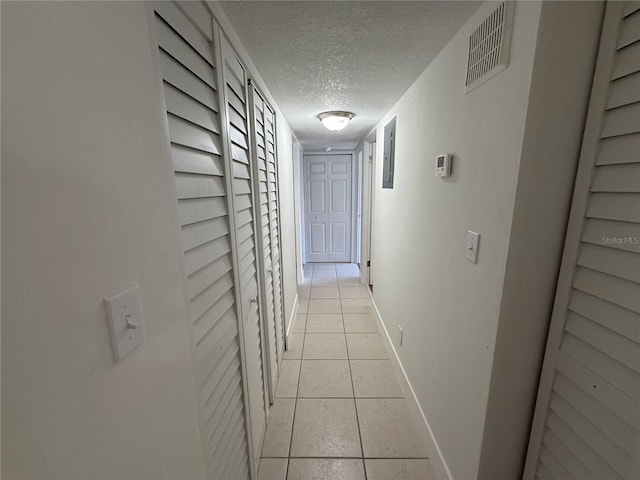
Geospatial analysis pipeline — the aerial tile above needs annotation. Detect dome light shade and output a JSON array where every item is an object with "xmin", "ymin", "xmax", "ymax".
[{"xmin": 318, "ymin": 111, "xmax": 355, "ymax": 131}]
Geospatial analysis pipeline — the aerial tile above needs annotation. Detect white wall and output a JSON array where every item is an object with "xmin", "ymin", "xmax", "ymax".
[
  {"xmin": 369, "ymin": 3, "xmax": 542, "ymax": 479},
  {"xmin": 367, "ymin": 1, "xmax": 603, "ymax": 478},
  {"xmin": 1, "ymin": 2, "xmax": 207, "ymax": 478}
]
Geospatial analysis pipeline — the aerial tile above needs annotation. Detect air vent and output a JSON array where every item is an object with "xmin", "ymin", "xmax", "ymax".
[{"xmin": 465, "ymin": 2, "xmax": 515, "ymax": 93}]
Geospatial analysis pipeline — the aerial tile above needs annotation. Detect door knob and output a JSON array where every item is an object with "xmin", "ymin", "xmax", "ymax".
[{"xmin": 250, "ymin": 297, "xmax": 257, "ymax": 304}]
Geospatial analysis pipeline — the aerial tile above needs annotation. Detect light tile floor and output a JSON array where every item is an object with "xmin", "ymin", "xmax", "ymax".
[{"xmin": 258, "ymin": 263, "xmax": 436, "ymax": 480}]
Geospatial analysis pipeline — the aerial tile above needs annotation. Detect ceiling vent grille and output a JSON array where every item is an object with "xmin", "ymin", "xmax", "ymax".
[{"xmin": 465, "ymin": 2, "xmax": 515, "ymax": 93}]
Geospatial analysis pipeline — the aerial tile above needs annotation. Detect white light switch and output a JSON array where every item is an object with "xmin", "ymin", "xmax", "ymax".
[
  {"xmin": 465, "ymin": 231, "xmax": 480, "ymax": 263},
  {"xmin": 104, "ymin": 285, "xmax": 144, "ymax": 361}
]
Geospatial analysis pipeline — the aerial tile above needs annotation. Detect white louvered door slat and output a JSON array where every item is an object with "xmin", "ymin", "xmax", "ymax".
[
  {"xmin": 218, "ymin": 29, "xmax": 267, "ymax": 473},
  {"xmin": 525, "ymin": 3, "xmax": 640, "ymax": 479},
  {"xmin": 248, "ymin": 84, "xmax": 279, "ymax": 402},
  {"xmin": 265, "ymin": 107, "xmax": 286, "ymax": 360},
  {"xmin": 152, "ymin": 3, "xmax": 251, "ymax": 479}
]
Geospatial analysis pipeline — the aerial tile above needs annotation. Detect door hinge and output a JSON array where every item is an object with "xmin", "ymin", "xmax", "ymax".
[{"xmin": 367, "ymin": 260, "xmax": 371, "ymax": 267}]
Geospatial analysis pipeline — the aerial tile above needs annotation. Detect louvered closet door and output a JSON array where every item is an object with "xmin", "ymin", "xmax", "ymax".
[
  {"xmin": 525, "ymin": 3, "xmax": 640, "ymax": 479},
  {"xmin": 218, "ymin": 31, "xmax": 267, "ymax": 469},
  {"xmin": 249, "ymin": 85, "xmax": 279, "ymax": 400},
  {"xmin": 264, "ymin": 106, "xmax": 286, "ymax": 359},
  {"xmin": 152, "ymin": 3, "xmax": 251, "ymax": 479}
]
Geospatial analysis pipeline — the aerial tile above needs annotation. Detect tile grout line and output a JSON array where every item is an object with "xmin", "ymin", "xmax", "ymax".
[
  {"xmin": 261, "ymin": 456, "xmax": 429, "ymax": 460},
  {"xmin": 344, "ymin": 298, "xmax": 368, "ymax": 480},
  {"xmin": 290, "ymin": 265, "xmax": 396, "ymax": 479},
  {"xmin": 283, "ymin": 300, "xmax": 307, "ymax": 480},
  {"xmin": 261, "ymin": 455, "xmax": 430, "ymax": 464},
  {"xmin": 294, "ymin": 395, "xmax": 405, "ymax": 399}
]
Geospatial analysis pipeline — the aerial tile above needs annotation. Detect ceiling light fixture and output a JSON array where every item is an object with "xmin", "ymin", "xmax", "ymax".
[{"xmin": 318, "ymin": 111, "xmax": 355, "ymax": 132}]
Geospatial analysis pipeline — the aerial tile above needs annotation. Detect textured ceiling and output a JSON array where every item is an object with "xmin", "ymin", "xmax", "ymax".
[{"xmin": 221, "ymin": 1, "xmax": 480, "ymax": 150}]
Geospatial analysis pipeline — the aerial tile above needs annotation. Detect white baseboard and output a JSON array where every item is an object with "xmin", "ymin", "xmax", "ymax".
[
  {"xmin": 284, "ymin": 292, "xmax": 299, "ymax": 350},
  {"xmin": 366, "ymin": 290, "xmax": 454, "ymax": 480}
]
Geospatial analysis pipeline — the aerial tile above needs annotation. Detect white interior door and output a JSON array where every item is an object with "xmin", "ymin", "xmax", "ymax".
[
  {"xmin": 249, "ymin": 85, "xmax": 277, "ymax": 401},
  {"xmin": 152, "ymin": 3, "xmax": 253, "ymax": 478},
  {"xmin": 219, "ymin": 30, "xmax": 266, "ymax": 472},
  {"xmin": 265, "ymin": 108, "xmax": 286, "ymax": 362},
  {"xmin": 248, "ymin": 83, "xmax": 286, "ymax": 405},
  {"xmin": 304, "ymin": 154, "xmax": 352, "ymax": 263}
]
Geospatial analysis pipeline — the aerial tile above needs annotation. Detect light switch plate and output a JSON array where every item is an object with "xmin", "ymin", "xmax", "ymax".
[
  {"xmin": 105, "ymin": 285, "xmax": 144, "ymax": 361},
  {"xmin": 465, "ymin": 231, "xmax": 480, "ymax": 263}
]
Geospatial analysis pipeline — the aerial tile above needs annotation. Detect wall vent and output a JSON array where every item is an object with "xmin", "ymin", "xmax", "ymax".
[{"xmin": 465, "ymin": 2, "xmax": 515, "ymax": 93}]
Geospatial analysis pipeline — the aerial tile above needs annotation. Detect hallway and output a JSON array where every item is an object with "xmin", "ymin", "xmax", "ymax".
[
  {"xmin": 4, "ymin": 1, "xmax": 634, "ymax": 479},
  {"xmin": 258, "ymin": 263, "xmax": 433, "ymax": 480}
]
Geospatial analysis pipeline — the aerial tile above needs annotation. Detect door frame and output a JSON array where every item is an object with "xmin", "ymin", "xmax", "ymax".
[
  {"xmin": 355, "ymin": 150, "xmax": 364, "ymax": 265},
  {"xmin": 292, "ymin": 141, "xmax": 304, "ymax": 285},
  {"xmin": 301, "ymin": 151, "xmax": 357, "ymax": 263},
  {"xmin": 360, "ymin": 138, "xmax": 376, "ymax": 286}
]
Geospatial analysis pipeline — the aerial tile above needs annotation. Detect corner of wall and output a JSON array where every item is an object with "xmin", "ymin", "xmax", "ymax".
[{"xmin": 478, "ymin": 2, "xmax": 605, "ymax": 477}]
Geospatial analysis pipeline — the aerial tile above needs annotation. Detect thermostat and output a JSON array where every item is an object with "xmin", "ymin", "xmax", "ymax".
[{"xmin": 435, "ymin": 154, "xmax": 452, "ymax": 177}]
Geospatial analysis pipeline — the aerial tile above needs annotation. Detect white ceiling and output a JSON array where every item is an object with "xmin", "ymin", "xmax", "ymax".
[{"xmin": 220, "ymin": 1, "xmax": 480, "ymax": 151}]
